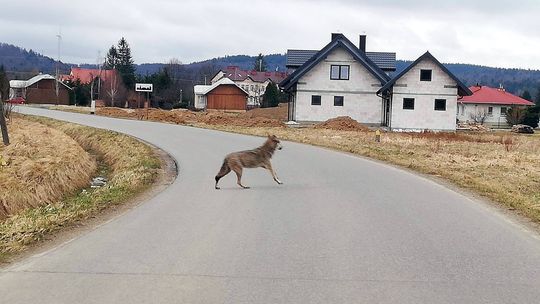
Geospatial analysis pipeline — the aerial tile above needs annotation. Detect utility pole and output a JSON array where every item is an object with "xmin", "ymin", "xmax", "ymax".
[{"xmin": 55, "ymin": 30, "xmax": 62, "ymax": 106}]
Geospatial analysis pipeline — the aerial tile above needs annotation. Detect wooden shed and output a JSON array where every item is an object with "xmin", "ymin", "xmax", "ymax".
[
  {"xmin": 194, "ymin": 78, "xmax": 248, "ymax": 111},
  {"xmin": 207, "ymin": 84, "xmax": 247, "ymax": 110},
  {"xmin": 9, "ymin": 74, "xmax": 71, "ymax": 105}
]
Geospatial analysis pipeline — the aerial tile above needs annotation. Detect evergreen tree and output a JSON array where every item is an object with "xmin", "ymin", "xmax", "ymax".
[
  {"xmin": 521, "ymin": 90, "xmax": 532, "ymax": 101},
  {"xmin": 521, "ymin": 106, "xmax": 539, "ymax": 128},
  {"xmin": 262, "ymin": 83, "xmax": 279, "ymax": 108},
  {"xmin": 253, "ymin": 53, "xmax": 267, "ymax": 72},
  {"xmin": 116, "ymin": 37, "xmax": 136, "ymax": 90},
  {"xmin": 104, "ymin": 46, "xmax": 119, "ymax": 69},
  {"xmin": 536, "ymin": 86, "xmax": 540, "ymax": 104}
]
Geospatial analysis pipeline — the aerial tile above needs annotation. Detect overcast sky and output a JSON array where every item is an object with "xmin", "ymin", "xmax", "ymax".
[{"xmin": 1, "ymin": 0, "xmax": 539, "ymax": 69}]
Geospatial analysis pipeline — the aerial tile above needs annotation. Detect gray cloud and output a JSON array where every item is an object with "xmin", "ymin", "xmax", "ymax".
[{"xmin": 1, "ymin": 0, "xmax": 539, "ymax": 69}]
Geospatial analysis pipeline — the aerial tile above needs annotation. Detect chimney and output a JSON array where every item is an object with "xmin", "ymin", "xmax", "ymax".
[
  {"xmin": 331, "ymin": 33, "xmax": 342, "ymax": 41},
  {"xmin": 359, "ymin": 35, "xmax": 366, "ymax": 52}
]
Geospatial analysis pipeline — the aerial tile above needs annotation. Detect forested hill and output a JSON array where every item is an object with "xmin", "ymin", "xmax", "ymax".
[
  {"xmin": 1, "ymin": 42, "xmax": 539, "ymax": 96},
  {"xmin": 0, "ymin": 43, "xmax": 70, "ymax": 79}
]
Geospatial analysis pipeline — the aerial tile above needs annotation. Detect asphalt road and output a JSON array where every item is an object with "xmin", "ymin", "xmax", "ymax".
[{"xmin": 1, "ymin": 107, "xmax": 540, "ymax": 303}]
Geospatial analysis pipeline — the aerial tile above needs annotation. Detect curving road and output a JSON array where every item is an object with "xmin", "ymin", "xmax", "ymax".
[{"xmin": 1, "ymin": 107, "xmax": 540, "ymax": 303}]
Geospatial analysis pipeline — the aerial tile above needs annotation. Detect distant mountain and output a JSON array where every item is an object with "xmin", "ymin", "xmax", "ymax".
[
  {"xmin": 0, "ymin": 43, "xmax": 70, "ymax": 79},
  {"xmin": 1, "ymin": 42, "xmax": 539, "ymax": 97}
]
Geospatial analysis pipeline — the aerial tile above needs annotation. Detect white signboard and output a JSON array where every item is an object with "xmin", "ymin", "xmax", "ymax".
[{"xmin": 135, "ymin": 83, "xmax": 153, "ymax": 92}]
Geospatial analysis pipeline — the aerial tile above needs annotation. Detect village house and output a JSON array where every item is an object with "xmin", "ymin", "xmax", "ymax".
[
  {"xmin": 211, "ymin": 66, "xmax": 288, "ymax": 107},
  {"xmin": 457, "ymin": 85, "xmax": 535, "ymax": 128},
  {"xmin": 9, "ymin": 73, "xmax": 71, "ymax": 105},
  {"xmin": 194, "ymin": 77, "xmax": 248, "ymax": 111},
  {"xmin": 62, "ymin": 67, "xmax": 120, "ymax": 106},
  {"xmin": 280, "ymin": 33, "xmax": 472, "ymax": 131}
]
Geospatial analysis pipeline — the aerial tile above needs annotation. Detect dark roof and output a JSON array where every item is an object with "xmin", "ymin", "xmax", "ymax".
[
  {"xmin": 280, "ymin": 34, "xmax": 391, "ymax": 91},
  {"xmin": 377, "ymin": 51, "xmax": 472, "ymax": 97},
  {"xmin": 365, "ymin": 52, "xmax": 396, "ymax": 71},
  {"xmin": 285, "ymin": 50, "xmax": 318, "ymax": 68},
  {"xmin": 216, "ymin": 66, "xmax": 288, "ymax": 83},
  {"xmin": 286, "ymin": 49, "xmax": 396, "ymax": 72}
]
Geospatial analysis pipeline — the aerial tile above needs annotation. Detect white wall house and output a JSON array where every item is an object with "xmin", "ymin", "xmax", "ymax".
[
  {"xmin": 280, "ymin": 34, "xmax": 472, "ymax": 131},
  {"xmin": 457, "ymin": 85, "xmax": 535, "ymax": 128},
  {"xmin": 293, "ymin": 47, "xmax": 383, "ymax": 124},
  {"xmin": 378, "ymin": 52, "xmax": 471, "ymax": 131}
]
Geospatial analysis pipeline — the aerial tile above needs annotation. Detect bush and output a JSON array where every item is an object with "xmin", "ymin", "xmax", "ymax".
[{"xmin": 159, "ymin": 101, "xmax": 173, "ymax": 110}]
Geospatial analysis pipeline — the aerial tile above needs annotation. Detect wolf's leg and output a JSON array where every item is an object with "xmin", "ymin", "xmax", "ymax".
[
  {"xmin": 215, "ymin": 161, "xmax": 231, "ymax": 189},
  {"xmin": 232, "ymin": 165, "xmax": 249, "ymax": 189},
  {"xmin": 263, "ymin": 162, "xmax": 283, "ymax": 185}
]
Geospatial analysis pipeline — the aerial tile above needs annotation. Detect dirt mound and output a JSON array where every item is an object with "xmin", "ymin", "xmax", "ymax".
[
  {"xmin": 201, "ymin": 113, "xmax": 285, "ymax": 127},
  {"xmin": 235, "ymin": 116, "xmax": 285, "ymax": 127},
  {"xmin": 97, "ymin": 107, "xmax": 284, "ymax": 128},
  {"xmin": 240, "ymin": 103, "xmax": 288, "ymax": 121},
  {"xmin": 97, "ymin": 108, "xmax": 137, "ymax": 119},
  {"xmin": 200, "ymin": 113, "xmax": 235, "ymax": 125},
  {"xmin": 314, "ymin": 116, "xmax": 369, "ymax": 131},
  {"xmin": 143, "ymin": 109, "xmax": 187, "ymax": 124}
]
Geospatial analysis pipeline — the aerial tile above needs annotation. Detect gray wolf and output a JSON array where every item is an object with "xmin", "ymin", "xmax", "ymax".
[{"xmin": 215, "ymin": 135, "xmax": 283, "ymax": 189}]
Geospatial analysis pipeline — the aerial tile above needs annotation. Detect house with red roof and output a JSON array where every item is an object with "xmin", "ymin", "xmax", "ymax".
[
  {"xmin": 62, "ymin": 67, "xmax": 119, "ymax": 85},
  {"xmin": 457, "ymin": 85, "xmax": 535, "ymax": 128},
  {"xmin": 61, "ymin": 67, "xmax": 121, "ymax": 105},
  {"xmin": 210, "ymin": 66, "xmax": 288, "ymax": 107}
]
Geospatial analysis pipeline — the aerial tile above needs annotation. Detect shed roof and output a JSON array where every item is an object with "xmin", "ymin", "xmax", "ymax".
[
  {"xmin": 460, "ymin": 86, "xmax": 535, "ymax": 106},
  {"xmin": 9, "ymin": 73, "xmax": 72, "ymax": 90}
]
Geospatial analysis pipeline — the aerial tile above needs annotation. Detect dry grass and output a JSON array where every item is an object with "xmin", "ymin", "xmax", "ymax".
[
  {"xmin": 0, "ymin": 117, "xmax": 96, "ymax": 218},
  {"xmin": 0, "ymin": 115, "xmax": 161, "ymax": 259}
]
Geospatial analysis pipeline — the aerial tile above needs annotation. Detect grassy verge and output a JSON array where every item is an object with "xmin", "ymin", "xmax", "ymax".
[
  {"xmin": 0, "ymin": 115, "xmax": 162, "ymax": 261},
  {"xmin": 0, "ymin": 117, "xmax": 96, "ymax": 218}
]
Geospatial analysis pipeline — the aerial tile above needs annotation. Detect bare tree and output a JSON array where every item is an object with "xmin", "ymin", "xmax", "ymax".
[
  {"xmin": 102, "ymin": 72, "xmax": 127, "ymax": 107},
  {"xmin": 470, "ymin": 109, "xmax": 487, "ymax": 124}
]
